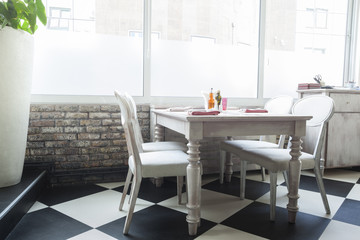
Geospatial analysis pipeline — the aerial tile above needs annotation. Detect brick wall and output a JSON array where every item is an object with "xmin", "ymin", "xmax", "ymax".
[
  {"xmin": 24, "ymin": 104, "xmax": 263, "ymax": 185},
  {"xmin": 25, "ymin": 104, "xmax": 150, "ymax": 185}
]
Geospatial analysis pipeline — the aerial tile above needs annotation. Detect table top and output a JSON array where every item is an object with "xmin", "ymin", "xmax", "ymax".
[{"xmin": 153, "ymin": 109, "xmax": 312, "ymax": 122}]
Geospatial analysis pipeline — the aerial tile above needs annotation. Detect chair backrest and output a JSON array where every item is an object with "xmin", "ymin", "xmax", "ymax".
[
  {"xmin": 264, "ymin": 95, "xmax": 294, "ymax": 114},
  {"xmin": 124, "ymin": 93, "xmax": 144, "ymax": 146},
  {"xmin": 114, "ymin": 90, "xmax": 144, "ymax": 157},
  {"xmin": 292, "ymin": 95, "xmax": 335, "ymax": 160},
  {"xmin": 262, "ymin": 95, "xmax": 294, "ymax": 147}
]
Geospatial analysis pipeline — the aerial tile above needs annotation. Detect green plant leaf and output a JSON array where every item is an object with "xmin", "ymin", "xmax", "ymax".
[
  {"xmin": 7, "ymin": 0, "xmax": 17, "ymax": 19},
  {"xmin": 0, "ymin": 13, "xmax": 8, "ymax": 29},
  {"xmin": 0, "ymin": 3, "xmax": 11, "ymax": 23},
  {"xmin": 27, "ymin": 12, "xmax": 36, "ymax": 33},
  {"xmin": 13, "ymin": 1, "xmax": 29, "ymax": 14},
  {"xmin": 0, "ymin": 0, "xmax": 47, "ymax": 34},
  {"xmin": 35, "ymin": 0, "xmax": 46, "ymax": 25},
  {"xmin": 21, "ymin": 19, "xmax": 29, "ymax": 29}
]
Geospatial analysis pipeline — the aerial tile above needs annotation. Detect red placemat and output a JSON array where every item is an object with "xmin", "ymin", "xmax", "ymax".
[
  {"xmin": 244, "ymin": 109, "xmax": 268, "ymax": 113},
  {"xmin": 188, "ymin": 111, "xmax": 220, "ymax": 115}
]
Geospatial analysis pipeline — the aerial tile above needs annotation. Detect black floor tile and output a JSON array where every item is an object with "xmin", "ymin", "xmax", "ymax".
[
  {"xmin": 221, "ymin": 201, "xmax": 331, "ymax": 240},
  {"xmin": 280, "ymin": 175, "xmax": 355, "ymax": 198},
  {"xmin": 97, "ymin": 205, "xmax": 216, "ymax": 240},
  {"xmin": 5, "ymin": 208, "xmax": 92, "ymax": 240},
  {"xmin": 113, "ymin": 179, "xmax": 179, "ymax": 204},
  {"xmin": 202, "ymin": 177, "xmax": 270, "ymax": 200},
  {"xmin": 323, "ymin": 177, "xmax": 355, "ymax": 197},
  {"xmin": 333, "ymin": 199, "xmax": 360, "ymax": 226},
  {"xmin": 38, "ymin": 184, "xmax": 108, "ymax": 206}
]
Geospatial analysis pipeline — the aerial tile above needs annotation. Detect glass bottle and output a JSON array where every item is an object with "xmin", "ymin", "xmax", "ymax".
[{"xmin": 208, "ymin": 88, "xmax": 215, "ymax": 110}]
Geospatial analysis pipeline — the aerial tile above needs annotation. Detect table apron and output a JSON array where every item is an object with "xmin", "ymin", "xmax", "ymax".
[{"xmin": 202, "ymin": 121, "xmax": 300, "ymax": 137}]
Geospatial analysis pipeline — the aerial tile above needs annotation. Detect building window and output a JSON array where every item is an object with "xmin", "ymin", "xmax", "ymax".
[
  {"xmin": 306, "ymin": 8, "xmax": 328, "ymax": 29},
  {"xmin": 48, "ymin": 7, "xmax": 71, "ymax": 31}
]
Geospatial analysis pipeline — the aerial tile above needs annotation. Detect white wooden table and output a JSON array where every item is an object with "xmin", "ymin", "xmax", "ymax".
[{"xmin": 152, "ymin": 110, "xmax": 312, "ymax": 236}]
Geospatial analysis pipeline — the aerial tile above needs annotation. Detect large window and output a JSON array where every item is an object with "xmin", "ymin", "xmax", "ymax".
[
  {"xmin": 31, "ymin": 0, "xmax": 359, "ymax": 103},
  {"xmin": 32, "ymin": 0, "xmax": 143, "ymax": 96},
  {"xmin": 151, "ymin": 0, "xmax": 260, "ymax": 98}
]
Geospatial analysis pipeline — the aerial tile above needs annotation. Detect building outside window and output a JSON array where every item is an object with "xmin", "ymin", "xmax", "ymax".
[
  {"xmin": 263, "ymin": 0, "xmax": 349, "ymax": 97},
  {"xmin": 32, "ymin": 0, "xmax": 143, "ymax": 96}
]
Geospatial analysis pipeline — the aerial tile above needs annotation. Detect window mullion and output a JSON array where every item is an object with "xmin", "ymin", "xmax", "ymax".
[
  {"xmin": 257, "ymin": 0, "xmax": 267, "ymax": 100},
  {"xmin": 143, "ymin": 0, "xmax": 152, "ymax": 100}
]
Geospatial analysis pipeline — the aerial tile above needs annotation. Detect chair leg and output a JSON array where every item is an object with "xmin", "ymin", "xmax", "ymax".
[
  {"xmin": 119, "ymin": 169, "xmax": 132, "ymax": 211},
  {"xmin": 224, "ymin": 152, "xmax": 233, "ymax": 182},
  {"xmin": 282, "ymin": 170, "xmax": 289, "ymax": 191},
  {"xmin": 219, "ymin": 150, "xmax": 225, "ymax": 184},
  {"xmin": 269, "ymin": 171, "xmax": 278, "ymax": 221},
  {"xmin": 123, "ymin": 174, "xmax": 142, "ymax": 235},
  {"xmin": 240, "ymin": 160, "xmax": 247, "ymax": 200},
  {"xmin": 128, "ymin": 172, "xmax": 136, "ymax": 204},
  {"xmin": 177, "ymin": 176, "xmax": 184, "ymax": 204},
  {"xmin": 314, "ymin": 166, "xmax": 331, "ymax": 214},
  {"xmin": 261, "ymin": 167, "xmax": 266, "ymax": 181}
]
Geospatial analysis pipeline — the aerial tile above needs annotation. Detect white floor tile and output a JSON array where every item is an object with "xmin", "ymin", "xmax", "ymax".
[
  {"xmin": 246, "ymin": 171, "xmax": 286, "ymax": 185},
  {"xmin": 96, "ymin": 182, "xmax": 124, "ymax": 189},
  {"xmin": 300, "ymin": 170, "xmax": 316, "ymax": 177},
  {"xmin": 256, "ymin": 186, "xmax": 345, "ymax": 218},
  {"xmin": 202, "ymin": 175, "xmax": 220, "ymax": 186},
  {"xmin": 67, "ymin": 229, "xmax": 117, "ymax": 240},
  {"xmin": 156, "ymin": 193, "xmax": 188, "ymax": 214},
  {"xmin": 194, "ymin": 224, "xmax": 269, "ymax": 240},
  {"xmin": 27, "ymin": 201, "xmax": 48, "ymax": 213},
  {"xmin": 323, "ymin": 169, "xmax": 360, "ymax": 183},
  {"xmin": 319, "ymin": 220, "xmax": 360, "ymax": 240},
  {"xmin": 347, "ymin": 184, "xmax": 360, "ymax": 201},
  {"xmin": 158, "ymin": 189, "xmax": 253, "ymax": 223},
  {"xmin": 51, "ymin": 189, "xmax": 154, "ymax": 228}
]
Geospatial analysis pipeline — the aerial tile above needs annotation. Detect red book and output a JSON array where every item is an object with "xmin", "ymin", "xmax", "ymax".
[{"xmin": 298, "ymin": 83, "xmax": 321, "ymax": 89}]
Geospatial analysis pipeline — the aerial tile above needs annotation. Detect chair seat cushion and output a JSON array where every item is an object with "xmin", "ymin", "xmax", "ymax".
[
  {"xmin": 143, "ymin": 141, "xmax": 187, "ymax": 152},
  {"xmin": 220, "ymin": 140, "xmax": 279, "ymax": 155},
  {"xmin": 239, "ymin": 148, "xmax": 315, "ymax": 172},
  {"xmin": 129, "ymin": 150, "xmax": 188, "ymax": 178}
]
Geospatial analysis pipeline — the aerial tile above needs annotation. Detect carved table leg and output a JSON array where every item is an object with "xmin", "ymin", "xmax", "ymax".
[
  {"xmin": 154, "ymin": 124, "xmax": 165, "ymax": 142},
  {"xmin": 287, "ymin": 136, "xmax": 302, "ymax": 223},
  {"xmin": 186, "ymin": 141, "xmax": 201, "ymax": 236}
]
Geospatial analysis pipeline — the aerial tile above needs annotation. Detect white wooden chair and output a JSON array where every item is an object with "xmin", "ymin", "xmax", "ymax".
[
  {"xmin": 122, "ymin": 92, "xmax": 188, "ymax": 187},
  {"xmin": 124, "ymin": 92, "xmax": 187, "ymax": 153},
  {"xmin": 227, "ymin": 95, "xmax": 334, "ymax": 221},
  {"xmin": 219, "ymin": 95, "xmax": 294, "ymax": 183},
  {"xmin": 114, "ymin": 90, "xmax": 189, "ymax": 234}
]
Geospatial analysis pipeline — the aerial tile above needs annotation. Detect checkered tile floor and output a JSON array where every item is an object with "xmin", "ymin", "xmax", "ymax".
[{"xmin": 6, "ymin": 168, "xmax": 360, "ymax": 240}]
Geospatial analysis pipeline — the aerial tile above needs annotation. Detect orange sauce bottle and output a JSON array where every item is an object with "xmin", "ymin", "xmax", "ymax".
[{"xmin": 208, "ymin": 88, "xmax": 215, "ymax": 109}]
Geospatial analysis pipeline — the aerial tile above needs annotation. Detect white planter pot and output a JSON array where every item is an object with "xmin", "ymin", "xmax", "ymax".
[{"xmin": 0, "ymin": 27, "xmax": 34, "ymax": 188}]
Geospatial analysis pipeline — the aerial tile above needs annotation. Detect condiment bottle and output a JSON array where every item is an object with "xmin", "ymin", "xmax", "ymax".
[
  {"xmin": 208, "ymin": 88, "xmax": 215, "ymax": 110},
  {"xmin": 215, "ymin": 90, "xmax": 222, "ymax": 110}
]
